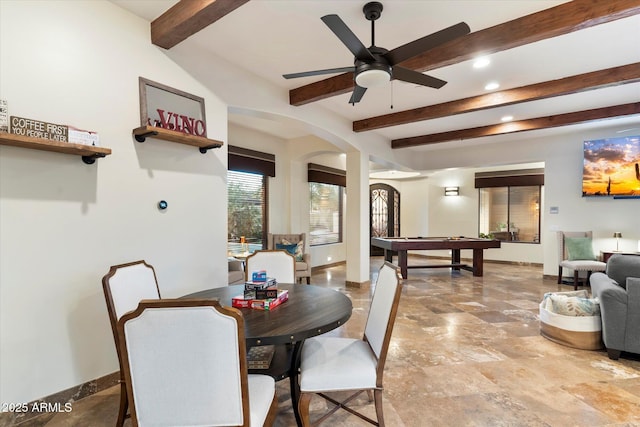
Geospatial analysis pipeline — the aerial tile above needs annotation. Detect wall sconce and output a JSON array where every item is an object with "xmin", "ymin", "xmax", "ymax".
[
  {"xmin": 444, "ymin": 186, "xmax": 460, "ymax": 196},
  {"xmin": 613, "ymin": 232, "xmax": 622, "ymax": 251}
]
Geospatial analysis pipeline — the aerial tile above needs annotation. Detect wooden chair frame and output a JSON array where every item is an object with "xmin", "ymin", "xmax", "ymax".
[
  {"xmin": 117, "ymin": 299, "xmax": 277, "ymax": 427},
  {"xmin": 102, "ymin": 260, "xmax": 161, "ymax": 427},
  {"xmin": 298, "ymin": 262, "xmax": 403, "ymax": 426},
  {"xmin": 245, "ymin": 249, "xmax": 297, "ymax": 284}
]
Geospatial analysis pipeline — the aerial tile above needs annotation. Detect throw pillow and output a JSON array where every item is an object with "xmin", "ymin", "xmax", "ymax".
[
  {"xmin": 549, "ymin": 294, "xmax": 600, "ymax": 317},
  {"xmin": 541, "ymin": 290, "xmax": 589, "ymax": 312},
  {"xmin": 281, "ymin": 238, "xmax": 304, "ymax": 261},
  {"xmin": 565, "ymin": 237, "xmax": 596, "ymax": 261},
  {"xmin": 276, "ymin": 243, "xmax": 298, "ymax": 259}
]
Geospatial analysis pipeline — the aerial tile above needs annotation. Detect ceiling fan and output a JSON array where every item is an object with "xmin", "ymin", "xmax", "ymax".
[{"xmin": 283, "ymin": 1, "xmax": 470, "ymax": 104}]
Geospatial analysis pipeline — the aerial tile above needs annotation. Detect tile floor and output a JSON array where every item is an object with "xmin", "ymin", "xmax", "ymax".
[{"xmin": 6, "ymin": 257, "xmax": 640, "ymax": 426}]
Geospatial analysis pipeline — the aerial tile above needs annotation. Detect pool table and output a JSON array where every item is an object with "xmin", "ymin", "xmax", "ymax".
[{"xmin": 371, "ymin": 236, "xmax": 501, "ymax": 278}]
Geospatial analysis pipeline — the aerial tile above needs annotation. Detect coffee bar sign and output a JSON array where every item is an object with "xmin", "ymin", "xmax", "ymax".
[{"xmin": 139, "ymin": 77, "xmax": 206, "ymax": 137}]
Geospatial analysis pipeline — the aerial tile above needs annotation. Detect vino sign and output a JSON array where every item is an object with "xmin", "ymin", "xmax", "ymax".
[{"xmin": 139, "ymin": 77, "xmax": 207, "ymax": 137}]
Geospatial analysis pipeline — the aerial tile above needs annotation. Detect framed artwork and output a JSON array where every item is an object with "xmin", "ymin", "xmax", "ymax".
[
  {"xmin": 139, "ymin": 77, "xmax": 207, "ymax": 137},
  {"xmin": 583, "ymin": 135, "xmax": 640, "ymax": 197}
]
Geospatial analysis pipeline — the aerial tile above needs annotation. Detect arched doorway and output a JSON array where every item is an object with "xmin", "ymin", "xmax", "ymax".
[{"xmin": 370, "ymin": 183, "xmax": 400, "ymax": 255}]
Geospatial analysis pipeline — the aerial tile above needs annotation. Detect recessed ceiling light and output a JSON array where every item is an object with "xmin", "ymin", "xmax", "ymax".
[
  {"xmin": 473, "ymin": 57, "xmax": 490, "ymax": 69},
  {"xmin": 484, "ymin": 81, "xmax": 500, "ymax": 91},
  {"xmin": 501, "ymin": 115, "xmax": 514, "ymax": 122}
]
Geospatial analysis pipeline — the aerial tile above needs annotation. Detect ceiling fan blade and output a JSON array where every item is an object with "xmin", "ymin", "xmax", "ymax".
[
  {"xmin": 348, "ymin": 85, "xmax": 367, "ymax": 104},
  {"xmin": 283, "ymin": 66, "xmax": 355, "ymax": 79},
  {"xmin": 321, "ymin": 14, "xmax": 376, "ymax": 62},
  {"xmin": 385, "ymin": 22, "xmax": 470, "ymax": 65},
  {"xmin": 392, "ymin": 66, "xmax": 447, "ymax": 89}
]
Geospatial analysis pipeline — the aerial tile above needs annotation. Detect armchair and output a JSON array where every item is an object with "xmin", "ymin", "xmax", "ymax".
[
  {"xmin": 557, "ymin": 231, "xmax": 606, "ymax": 290},
  {"xmin": 268, "ymin": 233, "xmax": 311, "ymax": 284},
  {"xmin": 590, "ymin": 254, "xmax": 640, "ymax": 360},
  {"xmin": 228, "ymin": 257, "xmax": 245, "ymax": 285}
]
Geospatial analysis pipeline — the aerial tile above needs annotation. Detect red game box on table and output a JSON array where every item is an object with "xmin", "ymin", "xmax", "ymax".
[{"xmin": 232, "ymin": 289, "xmax": 289, "ymax": 310}]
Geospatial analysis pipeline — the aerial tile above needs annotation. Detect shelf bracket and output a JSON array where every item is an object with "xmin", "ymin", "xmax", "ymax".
[
  {"xmin": 199, "ymin": 143, "xmax": 223, "ymax": 154},
  {"xmin": 134, "ymin": 130, "xmax": 158, "ymax": 143},
  {"xmin": 82, "ymin": 153, "xmax": 106, "ymax": 165}
]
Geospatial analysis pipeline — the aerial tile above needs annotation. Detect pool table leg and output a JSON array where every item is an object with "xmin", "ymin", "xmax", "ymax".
[
  {"xmin": 397, "ymin": 250, "xmax": 408, "ymax": 279},
  {"xmin": 452, "ymin": 249, "xmax": 461, "ymax": 271},
  {"xmin": 473, "ymin": 248, "xmax": 483, "ymax": 276},
  {"xmin": 383, "ymin": 248, "xmax": 393, "ymax": 263}
]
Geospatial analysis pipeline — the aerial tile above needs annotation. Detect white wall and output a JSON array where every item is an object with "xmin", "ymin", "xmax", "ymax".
[
  {"xmin": 391, "ymin": 127, "xmax": 638, "ymax": 273},
  {"xmin": 0, "ymin": 1, "xmax": 228, "ymax": 403},
  {"xmin": 371, "ymin": 166, "xmax": 545, "ymax": 264}
]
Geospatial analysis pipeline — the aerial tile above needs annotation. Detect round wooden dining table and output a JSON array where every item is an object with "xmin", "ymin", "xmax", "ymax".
[{"xmin": 182, "ymin": 283, "xmax": 353, "ymax": 426}]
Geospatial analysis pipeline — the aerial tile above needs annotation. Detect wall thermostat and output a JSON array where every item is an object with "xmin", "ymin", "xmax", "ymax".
[{"xmin": 158, "ymin": 200, "xmax": 168, "ymax": 210}]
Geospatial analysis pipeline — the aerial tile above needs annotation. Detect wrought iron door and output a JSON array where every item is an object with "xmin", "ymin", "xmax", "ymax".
[{"xmin": 370, "ymin": 183, "xmax": 400, "ymax": 255}]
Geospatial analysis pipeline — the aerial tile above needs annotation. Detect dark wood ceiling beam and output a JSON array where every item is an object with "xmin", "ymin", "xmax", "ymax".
[
  {"xmin": 289, "ymin": 0, "xmax": 640, "ymax": 106},
  {"xmin": 151, "ymin": 0, "xmax": 250, "ymax": 49},
  {"xmin": 391, "ymin": 103, "xmax": 640, "ymax": 148},
  {"xmin": 354, "ymin": 63, "xmax": 640, "ymax": 132}
]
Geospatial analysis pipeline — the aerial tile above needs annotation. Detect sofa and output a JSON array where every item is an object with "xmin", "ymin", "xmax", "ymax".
[
  {"xmin": 228, "ymin": 257, "xmax": 245, "ymax": 285},
  {"xmin": 590, "ymin": 254, "xmax": 640, "ymax": 360}
]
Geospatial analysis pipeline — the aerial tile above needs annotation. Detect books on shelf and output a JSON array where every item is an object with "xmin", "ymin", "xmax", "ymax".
[
  {"xmin": 247, "ymin": 344, "xmax": 275, "ymax": 369},
  {"xmin": 232, "ymin": 289, "xmax": 289, "ymax": 311}
]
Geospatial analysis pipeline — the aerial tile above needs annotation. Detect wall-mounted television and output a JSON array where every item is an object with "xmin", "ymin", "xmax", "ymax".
[{"xmin": 583, "ymin": 135, "xmax": 640, "ymax": 197}]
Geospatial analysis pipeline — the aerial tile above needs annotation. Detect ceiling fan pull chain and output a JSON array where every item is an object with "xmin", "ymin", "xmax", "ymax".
[{"xmin": 390, "ymin": 80, "xmax": 394, "ymax": 110}]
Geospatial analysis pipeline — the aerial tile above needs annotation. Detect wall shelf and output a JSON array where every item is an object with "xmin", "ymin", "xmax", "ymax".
[
  {"xmin": 132, "ymin": 125, "xmax": 223, "ymax": 153},
  {"xmin": 0, "ymin": 132, "xmax": 112, "ymax": 164}
]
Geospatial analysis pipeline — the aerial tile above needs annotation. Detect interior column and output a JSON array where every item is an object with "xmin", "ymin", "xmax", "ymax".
[{"xmin": 345, "ymin": 151, "xmax": 370, "ymax": 287}]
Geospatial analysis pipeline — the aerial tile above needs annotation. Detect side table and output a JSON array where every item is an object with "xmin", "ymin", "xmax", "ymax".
[{"xmin": 601, "ymin": 251, "xmax": 639, "ymax": 263}]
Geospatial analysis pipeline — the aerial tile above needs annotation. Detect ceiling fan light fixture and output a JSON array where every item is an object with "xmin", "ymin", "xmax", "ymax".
[{"xmin": 355, "ymin": 62, "xmax": 391, "ymax": 88}]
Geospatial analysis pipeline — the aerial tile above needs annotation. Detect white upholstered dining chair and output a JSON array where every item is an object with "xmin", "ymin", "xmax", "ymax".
[
  {"xmin": 297, "ymin": 262, "xmax": 403, "ymax": 426},
  {"xmin": 117, "ymin": 299, "xmax": 278, "ymax": 427},
  {"xmin": 102, "ymin": 260, "xmax": 161, "ymax": 427},
  {"xmin": 245, "ymin": 249, "xmax": 296, "ymax": 284},
  {"xmin": 268, "ymin": 233, "xmax": 311, "ymax": 284}
]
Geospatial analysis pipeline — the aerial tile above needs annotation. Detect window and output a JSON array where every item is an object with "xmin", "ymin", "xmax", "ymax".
[
  {"xmin": 308, "ymin": 163, "xmax": 345, "ymax": 246},
  {"xmin": 227, "ymin": 146, "xmax": 275, "ymax": 254},
  {"xmin": 309, "ymin": 182, "xmax": 343, "ymax": 245},
  {"xmin": 479, "ymin": 186, "xmax": 541, "ymax": 243},
  {"xmin": 476, "ymin": 169, "xmax": 543, "ymax": 244},
  {"xmin": 228, "ymin": 170, "xmax": 266, "ymax": 253}
]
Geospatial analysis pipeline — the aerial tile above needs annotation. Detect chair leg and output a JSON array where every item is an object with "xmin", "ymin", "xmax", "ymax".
[
  {"xmin": 374, "ymin": 389, "xmax": 385, "ymax": 427},
  {"xmin": 573, "ymin": 270, "xmax": 579, "ymax": 290},
  {"xmin": 298, "ymin": 392, "xmax": 313, "ymax": 427},
  {"xmin": 587, "ymin": 271, "xmax": 592, "ymax": 287},
  {"xmin": 306, "ymin": 276, "xmax": 311, "ymax": 285},
  {"xmin": 116, "ymin": 382, "xmax": 128, "ymax": 427},
  {"xmin": 557, "ymin": 266, "xmax": 563, "ymax": 284}
]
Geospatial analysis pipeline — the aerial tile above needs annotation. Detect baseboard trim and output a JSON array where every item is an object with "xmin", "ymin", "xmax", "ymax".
[
  {"xmin": 346, "ymin": 279, "xmax": 371, "ymax": 288},
  {"xmin": 311, "ymin": 260, "xmax": 346, "ymax": 273},
  {"xmin": 0, "ymin": 371, "xmax": 119, "ymax": 426}
]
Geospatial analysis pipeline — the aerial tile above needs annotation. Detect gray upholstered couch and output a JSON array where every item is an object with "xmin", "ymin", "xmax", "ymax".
[{"xmin": 590, "ymin": 254, "xmax": 640, "ymax": 359}]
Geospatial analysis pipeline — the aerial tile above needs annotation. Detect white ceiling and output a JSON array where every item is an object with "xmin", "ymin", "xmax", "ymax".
[{"xmin": 111, "ymin": 0, "xmax": 640, "ymax": 165}]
